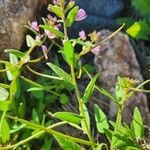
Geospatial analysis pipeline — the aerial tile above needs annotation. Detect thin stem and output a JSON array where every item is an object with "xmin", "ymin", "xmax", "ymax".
[
  {"xmin": 70, "ymin": 65, "xmax": 94, "ymax": 145},
  {"xmin": 0, "ymin": 121, "xmax": 66, "ymax": 150},
  {"xmin": 110, "ymin": 105, "xmax": 123, "ymax": 150},
  {"xmin": 6, "ymin": 115, "xmax": 95, "ymax": 147}
]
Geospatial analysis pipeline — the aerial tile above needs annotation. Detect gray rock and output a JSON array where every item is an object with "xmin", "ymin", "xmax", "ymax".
[
  {"xmin": 94, "ymin": 30, "xmax": 150, "ymax": 124},
  {"xmin": 0, "ymin": 0, "xmax": 44, "ymax": 60},
  {"xmin": 69, "ymin": 0, "xmax": 124, "ymax": 36}
]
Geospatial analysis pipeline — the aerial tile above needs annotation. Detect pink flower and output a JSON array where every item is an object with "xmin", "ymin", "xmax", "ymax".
[
  {"xmin": 31, "ymin": 21, "xmax": 39, "ymax": 32},
  {"xmin": 76, "ymin": 9, "xmax": 87, "ymax": 21},
  {"xmin": 42, "ymin": 45, "xmax": 48, "ymax": 59},
  {"xmin": 91, "ymin": 45, "xmax": 101, "ymax": 55},
  {"xmin": 45, "ymin": 30, "xmax": 56, "ymax": 39},
  {"xmin": 79, "ymin": 30, "xmax": 86, "ymax": 40}
]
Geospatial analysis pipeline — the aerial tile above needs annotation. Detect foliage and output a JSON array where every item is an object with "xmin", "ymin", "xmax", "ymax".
[
  {"xmin": 0, "ymin": 0, "xmax": 149, "ymax": 149},
  {"xmin": 117, "ymin": 0, "xmax": 150, "ymax": 40}
]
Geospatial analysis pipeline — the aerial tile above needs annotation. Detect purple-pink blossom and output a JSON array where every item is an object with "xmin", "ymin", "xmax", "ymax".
[
  {"xmin": 42, "ymin": 45, "xmax": 48, "ymax": 59},
  {"xmin": 79, "ymin": 30, "xmax": 86, "ymax": 40},
  {"xmin": 91, "ymin": 45, "xmax": 101, "ymax": 55},
  {"xmin": 45, "ymin": 30, "xmax": 56, "ymax": 39},
  {"xmin": 31, "ymin": 21, "xmax": 39, "ymax": 32},
  {"xmin": 76, "ymin": 9, "xmax": 87, "ymax": 21}
]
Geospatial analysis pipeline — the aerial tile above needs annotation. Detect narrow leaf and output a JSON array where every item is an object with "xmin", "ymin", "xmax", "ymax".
[
  {"xmin": 0, "ymin": 87, "xmax": 9, "ymax": 101},
  {"xmin": 82, "ymin": 74, "xmax": 99, "ymax": 103},
  {"xmin": 130, "ymin": 107, "xmax": 144, "ymax": 138},
  {"xmin": 80, "ymin": 103, "xmax": 90, "ymax": 134},
  {"xmin": 40, "ymin": 25, "xmax": 64, "ymax": 38},
  {"xmin": 95, "ymin": 86, "xmax": 117, "ymax": 103},
  {"xmin": 48, "ymin": 4, "xmax": 63, "ymax": 18},
  {"xmin": 0, "ymin": 113, "xmax": 10, "ymax": 143},
  {"xmin": 94, "ymin": 104, "xmax": 109, "ymax": 133},
  {"xmin": 65, "ymin": 6, "xmax": 79, "ymax": 27},
  {"xmin": 54, "ymin": 135, "xmax": 84, "ymax": 150},
  {"xmin": 5, "ymin": 49, "xmax": 25, "ymax": 58},
  {"xmin": 65, "ymin": 1, "xmax": 75, "ymax": 13},
  {"xmin": 63, "ymin": 40, "xmax": 75, "ymax": 65},
  {"xmin": 47, "ymin": 63, "xmax": 72, "ymax": 84},
  {"xmin": 26, "ymin": 35, "xmax": 35, "ymax": 47},
  {"xmin": 52, "ymin": 112, "xmax": 83, "ymax": 125}
]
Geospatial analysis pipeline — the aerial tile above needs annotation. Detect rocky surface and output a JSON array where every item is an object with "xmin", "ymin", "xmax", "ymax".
[
  {"xmin": 0, "ymin": 0, "xmax": 45, "ymax": 60},
  {"xmin": 69, "ymin": 0, "xmax": 124, "ymax": 36},
  {"xmin": 93, "ymin": 30, "xmax": 150, "ymax": 124}
]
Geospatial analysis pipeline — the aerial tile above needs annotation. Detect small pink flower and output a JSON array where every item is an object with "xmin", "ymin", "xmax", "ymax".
[
  {"xmin": 45, "ymin": 30, "xmax": 56, "ymax": 39},
  {"xmin": 76, "ymin": 9, "xmax": 87, "ymax": 21},
  {"xmin": 36, "ymin": 35, "xmax": 41, "ymax": 41},
  {"xmin": 31, "ymin": 21, "xmax": 39, "ymax": 32},
  {"xmin": 91, "ymin": 45, "xmax": 101, "ymax": 55},
  {"xmin": 79, "ymin": 30, "xmax": 86, "ymax": 40},
  {"xmin": 42, "ymin": 45, "xmax": 48, "ymax": 59}
]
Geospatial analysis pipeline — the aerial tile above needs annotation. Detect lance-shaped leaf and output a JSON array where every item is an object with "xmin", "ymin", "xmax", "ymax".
[
  {"xmin": 80, "ymin": 103, "xmax": 90, "ymax": 135},
  {"xmin": 82, "ymin": 74, "xmax": 99, "ymax": 103},
  {"xmin": 48, "ymin": 4, "xmax": 63, "ymax": 18},
  {"xmin": 0, "ymin": 87, "xmax": 9, "ymax": 101},
  {"xmin": 40, "ymin": 25, "xmax": 64, "ymax": 38},
  {"xmin": 47, "ymin": 63, "xmax": 72, "ymax": 84},
  {"xmin": 130, "ymin": 107, "xmax": 144, "ymax": 138},
  {"xmin": 62, "ymin": 40, "xmax": 75, "ymax": 65},
  {"xmin": 0, "ymin": 114, "xmax": 10, "ymax": 143},
  {"xmin": 54, "ymin": 135, "xmax": 84, "ymax": 150},
  {"xmin": 52, "ymin": 112, "xmax": 83, "ymax": 125},
  {"xmin": 26, "ymin": 35, "xmax": 36, "ymax": 47},
  {"xmin": 94, "ymin": 104, "xmax": 109, "ymax": 133},
  {"xmin": 65, "ymin": 6, "xmax": 79, "ymax": 27},
  {"xmin": 5, "ymin": 49, "xmax": 25, "ymax": 58},
  {"xmin": 65, "ymin": 1, "xmax": 75, "ymax": 13}
]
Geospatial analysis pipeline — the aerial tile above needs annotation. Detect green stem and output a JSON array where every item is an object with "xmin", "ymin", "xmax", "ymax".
[
  {"xmin": 0, "ymin": 121, "xmax": 66, "ymax": 150},
  {"xmin": 6, "ymin": 115, "xmax": 95, "ymax": 147},
  {"xmin": 110, "ymin": 105, "xmax": 123, "ymax": 150},
  {"xmin": 70, "ymin": 65, "xmax": 94, "ymax": 145}
]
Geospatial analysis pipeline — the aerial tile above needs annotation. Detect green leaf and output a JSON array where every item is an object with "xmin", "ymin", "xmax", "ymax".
[
  {"xmin": 60, "ymin": 94, "xmax": 69, "ymax": 105},
  {"xmin": 32, "ymin": 108, "xmax": 40, "ymax": 124},
  {"xmin": 26, "ymin": 35, "xmax": 36, "ymax": 47},
  {"xmin": 126, "ymin": 20, "xmax": 150, "ymax": 40},
  {"xmin": 95, "ymin": 86, "xmax": 117, "ymax": 103},
  {"xmin": 65, "ymin": 1, "xmax": 75, "ymax": 13},
  {"xmin": 48, "ymin": 4, "xmax": 63, "ymax": 18},
  {"xmin": 40, "ymin": 25, "xmax": 64, "ymax": 38},
  {"xmin": 9, "ymin": 53, "xmax": 18, "ymax": 66},
  {"xmin": 5, "ymin": 62, "xmax": 20, "ymax": 81},
  {"xmin": 9, "ymin": 77, "xmax": 21, "ymax": 101},
  {"xmin": 52, "ymin": 112, "xmax": 83, "ymax": 125},
  {"xmin": 130, "ymin": 107, "xmax": 144, "ymax": 138},
  {"xmin": 0, "ymin": 83, "xmax": 9, "ymax": 89},
  {"xmin": 0, "ymin": 101, "xmax": 11, "ymax": 111},
  {"xmin": 54, "ymin": 135, "xmax": 84, "ymax": 150},
  {"xmin": 27, "ymin": 87, "xmax": 43, "ymax": 92},
  {"xmin": 132, "ymin": 0, "xmax": 150, "ymax": 19},
  {"xmin": 94, "ymin": 104, "xmax": 109, "ymax": 133},
  {"xmin": 82, "ymin": 74, "xmax": 99, "ymax": 103},
  {"xmin": 79, "ymin": 103, "xmax": 90, "ymax": 134},
  {"xmin": 62, "ymin": 40, "xmax": 75, "ymax": 65},
  {"xmin": 5, "ymin": 49, "xmax": 25, "ymax": 58},
  {"xmin": 47, "ymin": 63, "xmax": 72, "ymax": 84},
  {"xmin": 0, "ymin": 113, "xmax": 10, "ymax": 143},
  {"xmin": 65, "ymin": 6, "xmax": 79, "ymax": 27},
  {"xmin": 0, "ymin": 87, "xmax": 9, "ymax": 101}
]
